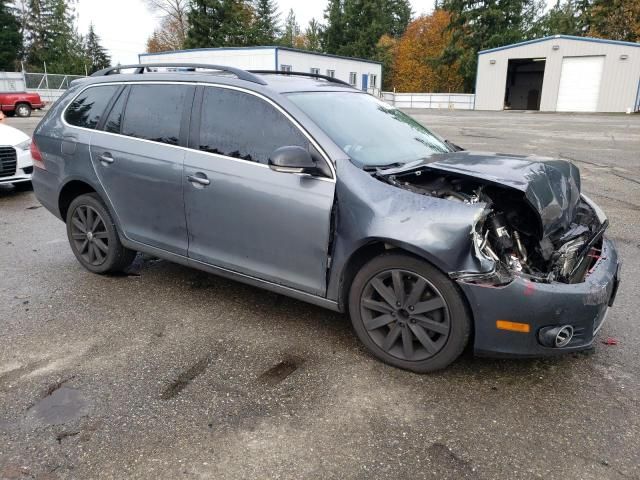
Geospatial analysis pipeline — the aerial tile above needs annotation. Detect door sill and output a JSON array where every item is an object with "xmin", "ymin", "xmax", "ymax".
[{"xmin": 120, "ymin": 238, "xmax": 341, "ymax": 312}]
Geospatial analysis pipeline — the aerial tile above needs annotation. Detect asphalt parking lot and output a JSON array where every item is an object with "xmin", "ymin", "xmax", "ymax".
[{"xmin": 1, "ymin": 110, "xmax": 639, "ymax": 480}]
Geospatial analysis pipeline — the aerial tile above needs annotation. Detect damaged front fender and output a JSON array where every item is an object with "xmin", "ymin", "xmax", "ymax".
[{"xmin": 326, "ymin": 160, "xmax": 494, "ymax": 304}]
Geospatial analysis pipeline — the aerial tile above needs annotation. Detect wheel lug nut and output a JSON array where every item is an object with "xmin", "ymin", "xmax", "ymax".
[
  {"xmin": 396, "ymin": 302, "xmax": 401, "ymax": 307},
  {"xmin": 409, "ymin": 306, "xmax": 414, "ymax": 311}
]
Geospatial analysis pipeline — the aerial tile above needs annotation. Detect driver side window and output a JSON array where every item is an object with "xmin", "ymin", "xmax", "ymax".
[{"xmin": 198, "ymin": 87, "xmax": 310, "ymax": 164}]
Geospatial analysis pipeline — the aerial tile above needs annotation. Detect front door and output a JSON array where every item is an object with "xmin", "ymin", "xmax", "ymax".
[
  {"xmin": 183, "ymin": 86, "xmax": 335, "ymax": 296},
  {"xmin": 90, "ymin": 83, "xmax": 195, "ymax": 255},
  {"xmin": 362, "ymin": 74, "xmax": 368, "ymax": 92}
]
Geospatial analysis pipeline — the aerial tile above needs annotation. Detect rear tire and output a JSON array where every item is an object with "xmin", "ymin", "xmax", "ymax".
[
  {"xmin": 66, "ymin": 193, "xmax": 136, "ymax": 274},
  {"xmin": 348, "ymin": 253, "xmax": 471, "ymax": 373},
  {"xmin": 15, "ymin": 103, "xmax": 32, "ymax": 118}
]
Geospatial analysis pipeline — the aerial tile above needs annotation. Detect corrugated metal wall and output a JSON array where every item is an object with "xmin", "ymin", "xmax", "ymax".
[{"xmin": 475, "ymin": 37, "xmax": 640, "ymax": 112}]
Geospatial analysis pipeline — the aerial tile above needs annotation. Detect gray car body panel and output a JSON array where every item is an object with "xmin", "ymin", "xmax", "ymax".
[
  {"xmin": 32, "ymin": 71, "xmax": 621, "ymax": 358},
  {"xmin": 381, "ymin": 151, "xmax": 582, "ymax": 239}
]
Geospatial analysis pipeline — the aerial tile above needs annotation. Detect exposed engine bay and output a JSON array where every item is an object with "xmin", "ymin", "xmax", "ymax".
[{"xmin": 379, "ymin": 168, "xmax": 607, "ymax": 284}]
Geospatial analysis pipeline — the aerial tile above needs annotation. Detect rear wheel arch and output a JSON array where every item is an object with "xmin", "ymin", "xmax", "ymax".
[{"xmin": 58, "ymin": 180, "xmax": 97, "ymax": 221}]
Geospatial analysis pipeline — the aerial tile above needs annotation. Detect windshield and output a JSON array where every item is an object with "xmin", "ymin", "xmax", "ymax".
[{"xmin": 286, "ymin": 92, "xmax": 451, "ymax": 168}]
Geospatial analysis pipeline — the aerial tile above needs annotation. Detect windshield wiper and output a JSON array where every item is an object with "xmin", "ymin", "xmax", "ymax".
[{"xmin": 362, "ymin": 162, "xmax": 405, "ymax": 172}]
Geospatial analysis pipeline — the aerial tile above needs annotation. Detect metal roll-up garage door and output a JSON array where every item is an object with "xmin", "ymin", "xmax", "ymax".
[{"xmin": 556, "ymin": 56, "xmax": 605, "ymax": 112}]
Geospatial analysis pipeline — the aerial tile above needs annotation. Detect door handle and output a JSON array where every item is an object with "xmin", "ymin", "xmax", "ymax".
[
  {"xmin": 187, "ymin": 174, "xmax": 210, "ymax": 187},
  {"xmin": 99, "ymin": 153, "xmax": 114, "ymax": 165}
]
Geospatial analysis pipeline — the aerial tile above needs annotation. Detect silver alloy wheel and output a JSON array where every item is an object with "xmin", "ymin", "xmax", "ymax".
[
  {"xmin": 15, "ymin": 104, "xmax": 30, "ymax": 117},
  {"xmin": 360, "ymin": 269, "xmax": 451, "ymax": 362}
]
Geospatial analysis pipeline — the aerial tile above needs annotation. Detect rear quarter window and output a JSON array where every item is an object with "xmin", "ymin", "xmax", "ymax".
[{"xmin": 65, "ymin": 85, "xmax": 119, "ymax": 129}]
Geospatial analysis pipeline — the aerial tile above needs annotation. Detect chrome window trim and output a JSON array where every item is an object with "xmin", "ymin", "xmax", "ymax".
[{"xmin": 60, "ymin": 80, "xmax": 337, "ymax": 182}]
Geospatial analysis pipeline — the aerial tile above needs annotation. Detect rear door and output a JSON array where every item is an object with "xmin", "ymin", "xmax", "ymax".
[
  {"xmin": 89, "ymin": 83, "xmax": 195, "ymax": 255},
  {"xmin": 183, "ymin": 85, "xmax": 335, "ymax": 296}
]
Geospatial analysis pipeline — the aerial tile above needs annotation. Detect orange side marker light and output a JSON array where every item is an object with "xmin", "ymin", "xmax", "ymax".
[{"xmin": 496, "ymin": 320, "xmax": 530, "ymax": 333}]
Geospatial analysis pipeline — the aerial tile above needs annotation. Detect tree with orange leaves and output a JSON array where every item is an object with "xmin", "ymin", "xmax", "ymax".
[{"xmin": 392, "ymin": 10, "xmax": 464, "ymax": 93}]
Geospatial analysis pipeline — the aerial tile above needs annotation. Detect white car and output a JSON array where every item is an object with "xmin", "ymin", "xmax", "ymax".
[{"xmin": 0, "ymin": 123, "xmax": 33, "ymax": 189}]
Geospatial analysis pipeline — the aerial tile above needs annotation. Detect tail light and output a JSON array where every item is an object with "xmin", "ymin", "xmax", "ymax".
[{"xmin": 30, "ymin": 139, "xmax": 46, "ymax": 170}]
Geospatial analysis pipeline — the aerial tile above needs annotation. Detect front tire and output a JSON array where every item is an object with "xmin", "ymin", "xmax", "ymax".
[
  {"xmin": 349, "ymin": 253, "xmax": 471, "ymax": 373},
  {"xmin": 66, "ymin": 193, "xmax": 136, "ymax": 274}
]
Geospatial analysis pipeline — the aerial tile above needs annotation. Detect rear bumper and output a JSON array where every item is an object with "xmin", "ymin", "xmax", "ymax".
[
  {"xmin": 458, "ymin": 237, "xmax": 621, "ymax": 358},
  {"xmin": 32, "ymin": 167, "xmax": 62, "ymax": 219}
]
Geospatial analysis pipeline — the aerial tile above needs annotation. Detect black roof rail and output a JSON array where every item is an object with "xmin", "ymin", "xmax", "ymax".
[
  {"xmin": 90, "ymin": 63, "xmax": 268, "ymax": 86},
  {"xmin": 249, "ymin": 70, "xmax": 354, "ymax": 87}
]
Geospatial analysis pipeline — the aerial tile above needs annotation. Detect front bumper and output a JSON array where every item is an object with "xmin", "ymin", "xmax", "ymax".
[
  {"xmin": 458, "ymin": 237, "xmax": 621, "ymax": 357},
  {"xmin": 0, "ymin": 148, "xmax": 33, "ymax": 184}
]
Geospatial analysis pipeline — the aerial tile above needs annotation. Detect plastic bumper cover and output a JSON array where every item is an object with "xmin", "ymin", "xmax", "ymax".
[{"xmin": 458, "ymin": 237, "xmax": 620, "ymax": 357}]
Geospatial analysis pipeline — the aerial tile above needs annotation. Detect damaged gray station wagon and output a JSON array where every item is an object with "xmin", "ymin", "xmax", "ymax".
[{"xmin": 32, "ymin": 64, "xmax": 621, "ymax": 372}]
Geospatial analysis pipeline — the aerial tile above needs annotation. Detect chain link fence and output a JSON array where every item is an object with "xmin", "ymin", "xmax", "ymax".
[
  {"xmin": 24, "ymin": 73, "xmax": 86, "ymax": 90},
  {"xmin": 0, "ymin": 71, "xmax": 88, "ymax": 106}
]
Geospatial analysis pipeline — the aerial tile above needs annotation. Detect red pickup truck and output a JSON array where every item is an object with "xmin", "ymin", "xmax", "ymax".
[{"xmin": 0, "ymin": 91, "xmax": 46, "ymax": 118}]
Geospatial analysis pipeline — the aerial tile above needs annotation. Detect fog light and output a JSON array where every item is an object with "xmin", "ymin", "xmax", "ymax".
[{"xmin": 539, "ymin": 325, "xmax": 574, "ymax": 348}]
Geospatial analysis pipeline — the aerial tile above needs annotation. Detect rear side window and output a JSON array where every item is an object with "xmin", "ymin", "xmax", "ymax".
[
  {"xmin": 121, "ymin": 85, "xmax": 191, "ymax": 145},
  {"xmin": 65, "ymin": 85, "xmax": 119, "ymax": 129},
  {"xmin": 199, "ymin": 87, "xmax": 309, "ymax": 164}
]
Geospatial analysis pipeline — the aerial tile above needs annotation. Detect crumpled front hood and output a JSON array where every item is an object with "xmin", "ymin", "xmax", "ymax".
[{"xmin": 382, "ymin": 151, "xmax": 582, "ymax": 238}]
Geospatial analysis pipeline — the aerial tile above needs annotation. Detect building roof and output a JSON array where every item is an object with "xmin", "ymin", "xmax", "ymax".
[
  {"xmin": 139, "ymin": 46, "xmax": 382, "ymax": 65},
  {"xmin": 478, "ymin": 35, "xmax": 640, "ymax": 55}
]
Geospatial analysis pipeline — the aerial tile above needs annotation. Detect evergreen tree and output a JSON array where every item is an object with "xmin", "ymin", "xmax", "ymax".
[
  {"xmin": 280, "ymin": 8, "xmax": 300, "ymax": 47},
  {"xmin": 589, "ymin": 0, "xmax": 640, "ymax": 42},
  {"xmin": 46, "ymin": 0, "xmax": 85, "ymax": 73},
  {"xmin": 441, "ymin": 0, "xmax": 546, "ymax": 92},
  {"xmin": 322, "ymin": 0, "xmax": 412, "ymax": 59},
  {"xmin": 185, "ymin": 0, "xmax": 253, "ymax": 48},
  {"xmin": 25, "ymin": 0, "xmax": 86, "ymax": 74},
  {"xmin": 537, "ymin": 0, "xmax": 591, "ymax": 36},
  {"xmin": 85, "ymin": 23, "xmax": 110, "ymax": 73},
  {"xmin": 303, "ymin": 18, "xmax": 322, "ymax": 52},
  {"xmin": 250, "ymin": 0, "xmax": 280, "ymax": 45},
  {"xmin": 375, "ymin": 34, "xmax": 397, "ymax": 90},
  {"xmin": 384, "ymin": 0, "xmax": 412, "ymax": 37},
  {"xmin": 0, "ymin": 0, "xmax": 22, "ymax": 71},
  {"xmin": 322, "ymin": 0, "xmax": 345, "ymax": 54}
]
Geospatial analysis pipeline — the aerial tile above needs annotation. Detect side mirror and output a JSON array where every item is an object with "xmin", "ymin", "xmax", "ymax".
[
  {"xmin": 268, "ymin": 146, "xmax": 320, "ymax": 175},
  {"xmin": 445, "ymin": 139, "xmax": 464, "ymax": 152}
]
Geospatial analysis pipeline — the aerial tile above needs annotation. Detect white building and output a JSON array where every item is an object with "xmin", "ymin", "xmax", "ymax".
[
  {"xmin": 475, "ymin": 35, "xmax": 640, "ymax": 113},
  {"xmin": 139, "ymin": 46, "xmax": 383, "ymax": 93}
]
